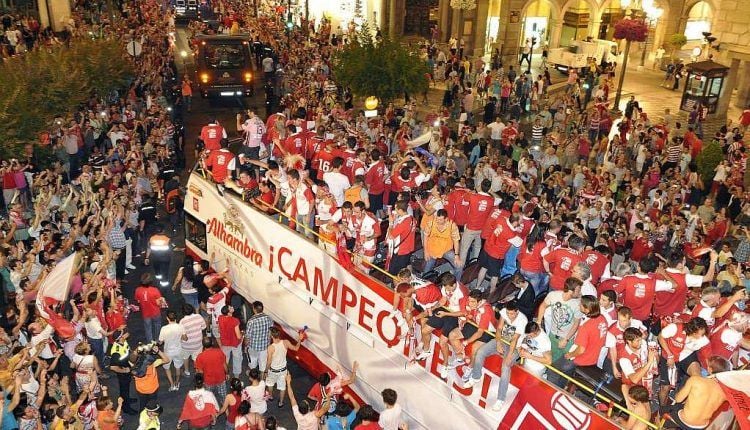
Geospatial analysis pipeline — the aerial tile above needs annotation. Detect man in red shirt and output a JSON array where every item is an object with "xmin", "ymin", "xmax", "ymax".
[
  {"xmin": 543, "ymin": 235, "xmax": 585, "ymax": 291},
  {"xmin": 458, "ymin": 179, "xmax": 495, "ymax": 278},
  {"xmin": 618, "ymin": 256, "xmax": 675, "ymax": 323},
  {"xmin": 195, "ymin": 337, "xmax": 228, "ymax": 404},
  {"xmin": 445, "ymin": 178, "xmax": 470, "ymax": 227},
  {"xmin": 217, "ymin": 305, "xmax": 243, "ymax": 379},
  {"xmin": 582, "ymin": 245, "xmax": 611, "ymax": 284},
  {"xmin": 200, "ymin": 118, "xmax": 227, "ymax": 151},
  {"xmin": 135, "ymin": 273, "xmax": 166, "ymax": 343},
  {"xmin": 364, "ymin": 149, "xmax": 387, "ymax": 213},
  {"xmin": 202, "ymin": 140, "xmax": 233, "ymax": 183},
  {"xmin": 477, "ymin": 213, "xmax": 521, "ymax": 293},
  {"xmin": 311, "ymin": 140, "xmax": 342, "ymax": 181},
  {"xmin": 387, "ymin": 201, "xmax": 416, "ymax": 275}
]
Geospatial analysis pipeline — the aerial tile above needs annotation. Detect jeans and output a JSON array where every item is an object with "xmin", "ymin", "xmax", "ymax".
[
  {"xmin": 88, "ymin": 337, "xmax": 105, "ymax": 369},
  {"xmin": 519, "ymin": 269, "xmax": 549, "ymax": 297},
  {"xmin": 423, "ymin": 250, "xmax": 461, "ymax": 277},
  {"xmin": 457, "ymin": 228, "xmax": 482, "ymax": 279},
  {"xmin": 295, "ymin": 214, "xmax": 313, "ymax": 238},
  {"xmin": 470, "ymin": 339, "xmax": 518, "ymax": 402},
  {"xmin": 143, "ymin": 316, "xmax": 162, "ymax": 343},
  {"xmin": 182, "ymin": 292, "xmax": 200, "ymax": 310},
  {"xmin": 548, "ymin": 357, "xmax": 577, "ymax": 388},
  {"xmin": 220, "ymin": 343, "xmax": 243, "ymax": 378}
]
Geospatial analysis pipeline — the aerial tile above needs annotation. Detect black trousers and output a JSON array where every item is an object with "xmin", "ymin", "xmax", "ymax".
[
  {"xmin": 388, "ymin": 253, "xmax": 412, "ymax": 276},
  {"xmin": 115, "ymin": 247, "xmax": 126, "ymax": 279},
  {"xmin": 117, "ymin": 372, "xmax": 133, "ymax": 402}
]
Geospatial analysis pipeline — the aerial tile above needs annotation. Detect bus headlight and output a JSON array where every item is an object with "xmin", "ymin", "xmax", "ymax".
[
  {"xmin": 200, "ymin": 73, "xmax": 209, "ymax": 84},
  {"xmin": 244, "ymin": 72, "xmax": 252, "ymax": 82}
]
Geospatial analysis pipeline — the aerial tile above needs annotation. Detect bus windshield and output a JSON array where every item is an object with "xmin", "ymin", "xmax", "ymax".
[{"xmin": 203, "ymin": 43, "xmax": 245, "ymax": 69}]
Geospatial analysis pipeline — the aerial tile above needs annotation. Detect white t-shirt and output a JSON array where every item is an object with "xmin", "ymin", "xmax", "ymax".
[
  {"xmin": 241, "ymin": 382, "xmax": 268, "ymax": 414},
  {"xmin": 323, "ymin": 172, "xmax": 351, "ymax": 206},
  {"xmin": 159, "ymin": 323, "xmax": 185, "ymax": 356},
  {"xmin": 618, "ymin": 343, "xmax": 649, "ymax": 378},
  {"xmin": 378, "ymin": 404, "xmax": 403, "ymax": 430},
  {"xmin": 518, "ymin": 331, "xmax": 552, "ymax": 376},
  {"xmin": 660, "ymin": 323, "xmax": 710, "ymax": 361},
  {"xmin": 498, "ymin": 308, "xmax": 528, "ymax": 341},
  {"xmin": 487, "ymin": 121, "xmax": 505, "ymax": 140}
]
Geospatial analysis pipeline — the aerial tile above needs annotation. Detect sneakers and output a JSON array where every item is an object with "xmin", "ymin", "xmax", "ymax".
[
  {"xmin": 126, "ymin": 264, "xmax": 136, "ymax": 270},
  {"xmin": 447, "ymin": 357, "xmax": 465, "ymax": 369},
  {"xmin": 463, "ymin": 377, "xmax": 480, "ymax": 389},
  {"xmin": 491, "ymin": 399, "xmax": 507, "ymax": 412},
  {"xmin": 183, "ymin": 369, "xmax": 190, "ymax": 376},
  {"xmin": 176, "ymin": 381, "xmax": 180, "ymax": 391},
  {"xmin": 440, "ymin": 366, "xmax": 449, "ymax": 379},
  {"xmin": 169, "ymin": 385, "xmax": 176, "ymax": 392},
  {"xmin": 415, "ymin": 350, "xmax": 432, "ymax": 361}
]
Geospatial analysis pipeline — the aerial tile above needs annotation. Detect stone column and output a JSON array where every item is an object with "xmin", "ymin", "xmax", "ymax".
[
  {"xmin": 717, "ymin": 57, "xmax": 740, "ymax": 116},
  {"xmin": 387, "ymin": 0, "xmax": 404, "ymax": 37},
  {"xmin": 735, "ymin": 61, "xmax": 750, "ymax": 109},
  {"xmin": 39, "ymin": 0, "xmax": 72, "ymax": 32},
  {"xmin": 439, "ymin": 0, "xmax": 450, "ymax": 42},
  {"xmin": 589, "ymin": 19, "xmax": 602, "ymax": 39},
  {"xmin": 472, "ymin": 0, "xmax": 490, "ymax": 58},
  {"xmin": 451, "ymin": 7, "xmax": 461, "ymax": 39},
  {"xmin": 549, "ymin": 18, "xmax": 563, "ymax": 48},
  {"xmin": 498, "ymin": 0, "xmax": 524, "ymax": 66}
]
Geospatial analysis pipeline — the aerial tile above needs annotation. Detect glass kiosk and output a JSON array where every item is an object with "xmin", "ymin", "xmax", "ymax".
[{"xmin": 680, "ymin": 60, "xmax": 730, "ymax": 115}]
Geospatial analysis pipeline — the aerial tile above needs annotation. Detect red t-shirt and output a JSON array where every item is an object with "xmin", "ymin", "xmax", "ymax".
[
  {"xmin": 354, "ymin": 423, "xmax": 382, "ymax": 430},
  {"xmin": 388, "ymin": 215, "xmax": 416, "ymax": 255},
  {"xmin": 312, "ymin": 149, "xmax": 339, "ymax": 180},
  {"xmin": 544, "ymin": 248, "xmax": 583, "ymax": 291},
  {"xmin": 200, "ymin": 124, "xmax": 225, "ymax": 151},
  {"xmin": 365, "ymin": 161, "xmax": 387, "ymax": 195},
  {"xmin": 205, "ymin": 149, "xmax": 233, "ymax": 183},
  {"xmin": 134, "ymin": 285, "xmax": 162, "ymax": 319},
  {"xmin": 445, "ymin": 188, "xmax": 470, "ymax": 226},
  {"xmin": 483, "ymin": 218, "xmax": 517, "ymax": 259},
  {"xmin": 218, "ymin": 315, "xmax": 241, "ymax": 347},
  {"xmin": 518, "ymin": 241, "xmax": 546, "ymax": 273},
  {"xmin": 582, "ymin": 250, "xmax": 609, "ymax": 284},
  {"xmin": 465, "ymin": 192, "xmax": 495, "ymax": 231},
  {"xmin": 195, "ymin": 347, "xmax": 227, "ymax": 385},
  {"xmin": 619, "ymin": 275, "xmax": 656, "ymax": 321},
  {"xmin": 573, "ymin": 315, "xmax": 608, "ymax": 366}
]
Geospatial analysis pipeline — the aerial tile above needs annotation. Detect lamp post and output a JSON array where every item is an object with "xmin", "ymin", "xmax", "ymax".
[
  {"xmin": 619, "ymin": 0, "xmax": 663, "ymax": 67},
  {"xmin": 527, "ymin": 36, "xmax": 537, "ymax": 74},
  {"xmin": 611, "ymin": 0, "xmax": 654, "ymax": 112}
]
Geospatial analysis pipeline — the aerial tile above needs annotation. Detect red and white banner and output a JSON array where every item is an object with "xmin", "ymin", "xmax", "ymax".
[
  {"xmin": 185, "ymin": 174, "xmax": 621, "ymax": 430},
  {"xmin": 716, "ymin": 371, "xmax": 750, "ymax": 430},
  {"xmin": 36, "ymin": 254, "xmax": 78, "ymax": 338}
]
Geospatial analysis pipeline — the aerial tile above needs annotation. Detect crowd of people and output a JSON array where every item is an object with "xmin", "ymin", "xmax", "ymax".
[
  {"xmin": 1, "ymin": 0, "xmax": 749, "ymax": 427},
  {"xmin": 191, "ymin": 2, "xmax": 750, "ymax": 429}
]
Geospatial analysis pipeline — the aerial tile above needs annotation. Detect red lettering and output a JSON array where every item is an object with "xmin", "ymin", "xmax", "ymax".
[
  {"xmin": 358, "ymin": 296, "xmax": 375, "ymax": 332},
  {"xmin": 313, "ymin": 267, "xmax": 338, "ymax": 306},
  {"xmin": 340, "ymin": 284, "xmax": 357, "ymax": 314},
  {"xmin": 277, "ymin": 247, "xmax": 293, "ymax": 280},
  {"xmin": 376, "ymin": 310, "xmax": 401, "ymax": 347},
  {"xmin": 292, "ymin": 258, "xmax": 310, "ymax": 291}
]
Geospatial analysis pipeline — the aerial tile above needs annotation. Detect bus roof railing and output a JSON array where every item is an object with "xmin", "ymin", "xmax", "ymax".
[{"xmin": 190, "ymin": 164, "xmax": 660, "ymax": 429}]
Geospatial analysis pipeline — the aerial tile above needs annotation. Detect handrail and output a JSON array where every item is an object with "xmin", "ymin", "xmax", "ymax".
[{"xmin": 190, "ymin": 166, "xmax": 659, "ymax": 428}]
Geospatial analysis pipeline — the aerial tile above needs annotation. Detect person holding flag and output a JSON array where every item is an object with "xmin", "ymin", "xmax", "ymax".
[{"xmin": 177, "ymin": 374, "xmax": 220, "ymax": 430}]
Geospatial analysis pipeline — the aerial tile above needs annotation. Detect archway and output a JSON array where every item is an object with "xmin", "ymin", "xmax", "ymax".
[
  {"xmin": 597, "ymin": 0, "xmax": 627, "ymax": 40},
  {"xmin": 684, "ymin": 0, "xmax": 712, "ymax": 41},
  {"xmin": 520, "ymin": 0, "xmax": 558, "ymax": 47},
  {"xmin": 559, "ymin": 0, "xmax": 599, "ymax": 46}
]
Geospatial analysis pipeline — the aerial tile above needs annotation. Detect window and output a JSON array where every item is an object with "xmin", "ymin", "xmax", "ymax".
[
  {"xmin": 203, "ymin": 44, "xmax": 246, "ymax": 69},
  {"xmin": 185, "ymin": 212, "xmax": 207, "ymax": 253}
]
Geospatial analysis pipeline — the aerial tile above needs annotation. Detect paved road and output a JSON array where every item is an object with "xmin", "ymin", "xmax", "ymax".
[{"xmin": 113, "ymin": 27, "xmax": 314, "ymax": 430}]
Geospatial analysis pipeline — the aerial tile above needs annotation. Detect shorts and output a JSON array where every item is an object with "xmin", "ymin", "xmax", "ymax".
[
  {"xmin": 247, "ymin": 348, "xmax": 268, "ymax": 370},
  {"xmin": 460, "ymin": 324, "xmax": 495, "ymax": 343},
  {"xmin": 658, "ymin": 352, "xmax": 699, "ymax": 386},
  {"xmin": 182, "ymin": 349, "xmax": 201, "ymax": 362},
  {"xmin": 426, "ymin": 311, "xmax": 459, "ymax": 335},
  {"xmin": 165, "ymin": 350, "xmax": 184, "ymax": 369},
  {"xmin": 265, "ymin": 368, "xmax": 287, "ymax": 390},
  {"xmin": 662, "ymin": 403, "xmax": 707, "ymax": 429},
  {"xmin": 478, "ymin": 249, "xmax": 503, "ymax": 278}
]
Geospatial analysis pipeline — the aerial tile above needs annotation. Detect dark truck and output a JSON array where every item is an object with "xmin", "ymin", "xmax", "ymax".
[{"xmin": 194, "ymin": 34, "xmax": 255, "ymax": 98}]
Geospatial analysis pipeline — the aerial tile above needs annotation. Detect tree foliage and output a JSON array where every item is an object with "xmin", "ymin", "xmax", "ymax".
[
  {"xmin": 332, "ymin": 24, "xmax": 429, "ymax": 103},
  {"xmin": 696, "ymin": 140, "xmax": 724, "ymax": 185},
  {"xmin": 0, "ymin": 38, "xmax": 134, "ymax": 161}
]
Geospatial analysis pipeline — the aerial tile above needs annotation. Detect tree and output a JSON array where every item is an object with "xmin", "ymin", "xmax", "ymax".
[
  {"xmin": 333, "ymin": 26, "xmax": 429, "ymax": 103},
  {"xmin": 696, "ymin": 140, "xmax": 724, "ymax": 185},
  {"xmin": 0, "ymin": 38, "xmax": 133, "ymax": 162},
  {"xmin": 667, "ymin": 33, "xmax": 688, "ymax": 58}
]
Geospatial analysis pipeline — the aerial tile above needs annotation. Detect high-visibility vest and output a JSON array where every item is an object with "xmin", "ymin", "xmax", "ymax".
[
  {"xmin": 344, "ymin": 185, "xmax": 363, "ymax": 205},
  {"xmin": 149, "ymin": 234, "xmax": 171, "ymax": 252},
  {"xmin": 110, "ymin": 341, "xmax": 130, "ymax": 361}
]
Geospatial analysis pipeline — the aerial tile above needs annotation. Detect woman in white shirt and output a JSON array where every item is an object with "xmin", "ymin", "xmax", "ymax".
[{"xmin": 241, "ymin": 368, "xmax": 268, "ymax": 415}]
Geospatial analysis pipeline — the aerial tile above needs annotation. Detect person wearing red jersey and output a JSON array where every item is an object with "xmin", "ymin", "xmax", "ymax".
[
  {"xmin": 692, "ymin": 286, "xmax": 745, "ymax": 331},
  {"xmin": 548, "ymin": 295, "xmax": 608, "ymax": 389},
  {"xmin": 618, "ymin": 327, "xmax": 657, "ymax": 400},
  {"xmin": 386, "ymin": 201, "xmax": 417, "ymax": 275},
  {"xmin": 603, "ymin": 307, "xmax": 647, "ymax": 378},
  {"xmin": 618, "ymin": 256, "xmax": 675, "ymax": 323},
  {"xmin": 391, "ymin": 268, "xmax": 443, "ymax": 331},
  {"xmin": 280, "ymin": 124, "xmax": 308, "ymax": 159},
  {"xmin": 200, "ymin": 118, "xmax": 227, "ymax": 151},
  {"xmin": 708, "ymin": 312, "xmax": 749, "ymax": 365},
  {"xmin": 446, "ymin": 290, "xmax": 497, "ymax": 367},
  {"xmin": 416, "ymin": 274, "xmax": 470, "ymax": 378},
  {"xmin": 629, "ymin": 223, "xmax": 653, "ymax": 263},
  {"xmin": 458, "ymin": 179, "xmax": 495, "ymax": 276},
  {"xmin": 476, "ymin": 212, "xmax": 521, "ymax": 294},
  {"xmin": 518, "ymin": 227, "xmax": 550, "ymax": 297},
  {"xmin": 582, "ymin": 245, "xmax": 612, "ymax": 284},
  {"xmin": 202, "ymin": 140, "xmax": 233, "ymax": 183},
  {"xmin": 657, "ymin": 317, "xmax": 710, "ymax": 407},
  {"xmin": 364, "ymin": 149, "xmax": 387, "ymax": 213},
  {"xmin": 285, "ymin": 169, "xmax": 315, "ymax": 238},
  {"xmin": 444, "ymin": 178, "xmax": 471, "ymax": 227},
  {"xmin": 500, "ymin": 120, "xmax": 519, "ymax": 157},
  {"xmin": 657, "ymin": 252, "xmax": 717, "ymax": 320},
  {"xmin": 543, "ymin": 235, "xmax": 585, "ymax": 291},
  {"xmin": 312, "ymin": 140, "xmax": 343, "ymax": 181},
  {"xmin": 389, "ymin": 154, "xmax": 432, "ymax": 196},
  {"xmin": 349, "ymin": 201, "xmax": 381, "ymax": 270}
]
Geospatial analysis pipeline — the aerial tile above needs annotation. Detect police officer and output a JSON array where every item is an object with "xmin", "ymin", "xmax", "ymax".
[
  {"xmin": 138, "ymin": 195, "xmax": 158, "ymax": 255},
  {"xmin": 145, "ymin": 224, "xmax": 172, "ymax": 287},
  {"xmin": 109, "ymin": 329, "xmax": 139, "ymax": 415}
]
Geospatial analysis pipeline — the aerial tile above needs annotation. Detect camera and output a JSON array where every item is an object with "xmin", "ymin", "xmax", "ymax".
[{"xmin": 131, "ymin": 341, "xmax": 162, "ymax": 377}]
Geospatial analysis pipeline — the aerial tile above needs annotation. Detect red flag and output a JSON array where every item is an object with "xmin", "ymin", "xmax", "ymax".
[
  {"xmin": 179, "ymin": 389, "xmax": 219, "ymax": 427},
  {"xmin": 36, "ymin": 254, "xmax": 78, "ymax": 338},
  {"xmin": 336, "ymin": 232, "xmax": 353, "ymax": 270}
]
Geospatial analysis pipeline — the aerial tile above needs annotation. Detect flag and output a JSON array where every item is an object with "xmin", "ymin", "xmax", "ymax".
[
  {"xmin": 179, "ymin": 389, "xmax": 219, "ymax": 427},
  {"xmin": 715, "ymin": 370, "xmax": 750, "ymax": 430},
  {"xmin": 36, "ymin": 254, "xmax": 79, "ymax": 338}
]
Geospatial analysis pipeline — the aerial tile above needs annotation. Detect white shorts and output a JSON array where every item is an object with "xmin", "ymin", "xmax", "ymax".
[
  {"xmin": 247, "ymin": 349, "xmax": 267, "ymax": 371},
  {"xmin": 265, "ymin": 368, "xmax": 287, "ymax": 390},
  {"xmin": 181, "ymin": 348, "xmax": 201, "ymax": 362},
  {"xmin": 165, "ymin": 349, "xmax": 184, "ymax": 369}
]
